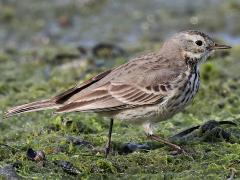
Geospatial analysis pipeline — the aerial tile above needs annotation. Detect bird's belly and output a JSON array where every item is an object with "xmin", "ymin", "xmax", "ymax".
[
  {"xmin": 112, "ymin": 102, "xmax": 182, "ymax": 124},
  {"xmin": 112, "ymin": 105, "xmax": 160, "ymax": 124}
]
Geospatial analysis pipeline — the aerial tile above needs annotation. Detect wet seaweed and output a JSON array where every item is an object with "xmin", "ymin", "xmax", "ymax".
[{"xmin": 0, "ymin": 0, "xmax": 240, "ymax": 179}]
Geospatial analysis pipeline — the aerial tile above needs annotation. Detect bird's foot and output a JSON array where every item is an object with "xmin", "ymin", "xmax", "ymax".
[
  {"xmin": 105, "ymin": 145, "xmax": 111, "ymax": 158},
  {"xmin": 148, "ymin": 134, "xmax": 182, "ymax": 152},
  {"xmin": 147, "ymin": 134, "xmax": 193, "ymax": 159}
]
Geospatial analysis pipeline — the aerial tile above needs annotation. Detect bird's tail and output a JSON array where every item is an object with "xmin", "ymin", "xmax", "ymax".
[{"xmin": 4, "ymin": 99, "xmax": 59, "ymax": 118}]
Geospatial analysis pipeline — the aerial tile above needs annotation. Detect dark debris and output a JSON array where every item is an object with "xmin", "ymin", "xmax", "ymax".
[
  {"xmin": 53, "ymin": 160, "xmax": 81, "ymax": 176},
  {"xmin": 27, "ymin": 148, "xmax": 46, "ymax": 162},
  {"xmin": 201, "ymin": 120, "xmax": 237, "ymax": 133},
  {"xmin": 66, "ymin": 136, "xmax": 93, "ymax": 149},
  {"xmin": 117, "ymin": 142, "xmax": 150, "ymax": 154},
  {"xmin": 170, "ymin": 120, "xmax": 237, "ymax": 142}
]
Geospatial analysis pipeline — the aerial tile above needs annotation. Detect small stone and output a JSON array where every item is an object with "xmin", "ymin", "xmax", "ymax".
[
  {"xmin": 54, "ymin": 160, "xmax": 81, "ymax": 175},
  {"xmin": 120, "ymin": 143, "xmax": 150, "ymax": 154},
  {"xmin": 0, "ymin": 165, "xmax": 19, "ymax": 180},
  {"xmin": 27, "ymin": 148, "xmax": 45, "ymax": 162}
]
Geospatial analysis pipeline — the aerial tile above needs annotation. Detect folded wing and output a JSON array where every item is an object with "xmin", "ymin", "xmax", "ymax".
[{"xmin": 55, "ymin": 54, "xmax": 186, "ymax": 113}]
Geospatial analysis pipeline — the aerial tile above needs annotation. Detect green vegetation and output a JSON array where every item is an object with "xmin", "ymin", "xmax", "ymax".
[{"xmin": 0, "ymin": 0, "xmax": 240, "ymax": 179}]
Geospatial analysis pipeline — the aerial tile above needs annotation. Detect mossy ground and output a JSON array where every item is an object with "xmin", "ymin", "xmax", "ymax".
[{"xmin": 0, "ymin": 0, "xmax": 240, "ymax": 179}]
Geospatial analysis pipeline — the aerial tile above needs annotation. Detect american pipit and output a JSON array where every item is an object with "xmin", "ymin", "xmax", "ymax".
[{"xmin": 5, "ymin": 30, "xmax": 231, "ymax": 157}]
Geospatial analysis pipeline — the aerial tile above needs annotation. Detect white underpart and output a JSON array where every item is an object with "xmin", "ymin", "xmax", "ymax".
[
  {"xmin": 143, "ymin": 122, "xmax": 154, "ymax": 135},
  {"xmin": 185, "ymin": 51, "xmax": 202, "ymax": 59},
  {"xmin": 185, "ymin": 50, "xmax": 211, "ymax": 64}
]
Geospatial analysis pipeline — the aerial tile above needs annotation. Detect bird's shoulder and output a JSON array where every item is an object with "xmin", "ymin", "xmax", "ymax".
[{"xmin": 108, "ymin": 52, "xmax": 188, "ymax": 87}]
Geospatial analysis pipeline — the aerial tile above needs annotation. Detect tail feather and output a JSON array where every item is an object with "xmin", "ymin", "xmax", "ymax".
[{"xmin": 4, "ymin": 99, "xmax": 59, "ymax": 118}]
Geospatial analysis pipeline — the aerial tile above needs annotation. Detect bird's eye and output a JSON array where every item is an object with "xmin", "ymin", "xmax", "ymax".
[{"xmin": 195, "ymin": 40, "xmax": 203, "ymax": 46}]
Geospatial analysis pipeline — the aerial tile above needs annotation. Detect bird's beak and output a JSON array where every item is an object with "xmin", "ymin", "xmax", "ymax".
[{"xmin": 213, "ymin": 43, "xmax": 232, "ymax": 50}]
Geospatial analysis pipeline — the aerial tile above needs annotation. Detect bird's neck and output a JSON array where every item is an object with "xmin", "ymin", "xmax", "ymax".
[
  {"xmin": 184, "ymin": 55, "xmax": 201, "ymax": 73},
  {"xmin": 184, "ymin": 50, "xmax": 210, "ymax": 64},
  {"xmin": 159, "ymin": 46, "xmax": 183, "ymax": 61}
]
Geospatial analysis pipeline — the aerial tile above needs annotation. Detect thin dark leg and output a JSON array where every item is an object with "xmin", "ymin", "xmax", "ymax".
[
  {"xmin": 105, "ymin": 118, "xmax": 114, "ymax": 158},
  {"xmin": 147, "ymin": 134, "xmax": 183, "ymax": 152}
]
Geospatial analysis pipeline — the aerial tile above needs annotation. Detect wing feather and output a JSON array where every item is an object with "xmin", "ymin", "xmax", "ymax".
[
  {"xmin": 56, "ymin": 82, "xmax": 165, "ymax": 113},
  {"xmin": 55, "ymin": 53, "xmax": 187, "ymax": 113}
]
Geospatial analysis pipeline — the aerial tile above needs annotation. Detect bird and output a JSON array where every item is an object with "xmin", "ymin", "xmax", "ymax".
[{"xmin": 4, "ymin": 30, "xmax": 231, "ymax": 157}]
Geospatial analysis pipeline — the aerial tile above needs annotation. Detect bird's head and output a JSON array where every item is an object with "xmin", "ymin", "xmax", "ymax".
[{"xmin": 161, "ymin": 30, "xmax": 231, "ymax": 64}]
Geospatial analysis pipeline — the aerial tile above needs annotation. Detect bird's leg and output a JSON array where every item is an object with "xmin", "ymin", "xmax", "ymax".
[
  {"xmin": 143, "ymin": 122, "xmax": 183, "ymax": 153},
  {"xmin": 105, "ymin": 118, "xmax": 114, "ymax": 158},
  {"xmin": 147, "ymin": 134, "xmax": 183, "ymax": 153}
]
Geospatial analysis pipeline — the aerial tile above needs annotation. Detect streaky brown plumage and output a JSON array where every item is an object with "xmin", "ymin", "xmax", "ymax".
[{"xmin": 5, "ymin": 99, "xmax": 58, "ymax": 117}]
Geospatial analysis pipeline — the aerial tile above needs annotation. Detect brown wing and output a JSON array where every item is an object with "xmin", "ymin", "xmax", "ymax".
[
  {"xmin": 52, "ymin": 69, "xmax": 112, "ymax": 104},
  {"xmin": 56, "ymin": 82, "xmax": 165, "ymax": 113},
  {"xmin": 55, "ymin": 53, "xmax": 187, "ymax": 113}
]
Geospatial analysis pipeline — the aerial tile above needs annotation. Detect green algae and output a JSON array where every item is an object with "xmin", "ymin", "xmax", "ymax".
[{"xmin": 0, "ymin": 0, "xmax": 240, "ymax": 179}]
